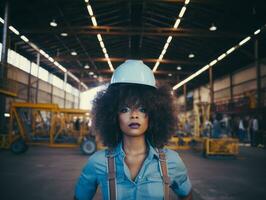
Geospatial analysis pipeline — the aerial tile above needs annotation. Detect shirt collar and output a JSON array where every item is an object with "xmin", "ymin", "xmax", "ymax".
[{"xmin": 112, "ymin": 140, "xmax": 160, "ymax": 160}]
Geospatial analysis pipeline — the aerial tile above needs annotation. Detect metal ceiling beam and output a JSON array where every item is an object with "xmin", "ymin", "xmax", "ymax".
[
  {"xmin": 21, "ymin": 26, "xmax": 246, "ymax": 38},
  {"xmin": 53, "ymin": 56, "xmax": 205, "ymax": 65}
]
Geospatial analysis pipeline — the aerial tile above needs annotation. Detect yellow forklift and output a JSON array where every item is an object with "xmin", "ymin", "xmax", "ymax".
[
  {"xmin": 191, "ymin": 102, "xmax": 239, "ymax": 157},
  {"xmin": 0, "ymin": 102, "xmax": 98, "ymax": 155}
]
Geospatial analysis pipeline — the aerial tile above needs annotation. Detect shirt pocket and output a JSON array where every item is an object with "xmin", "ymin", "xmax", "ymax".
[{"xmin": 139, "ymin": 175, "xmax": 164, "ymax": 199}]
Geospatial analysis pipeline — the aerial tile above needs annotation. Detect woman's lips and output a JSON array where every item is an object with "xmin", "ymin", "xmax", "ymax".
[{"xmin": 128, "ymin": 123, "xmax": 140, "ymax": 129}]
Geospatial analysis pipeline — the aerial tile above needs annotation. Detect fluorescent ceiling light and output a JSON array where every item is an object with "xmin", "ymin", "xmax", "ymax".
[
  {"xmin": 152, "ymin": 62, "xmax": 160, "ymax": 72},
  {"xmin": 9, "ymin": 26, "xmax": 20, "ymax": 35},
  {"xmin": 97, "ymin": 34, "xmax": 102, "ymax": 42},
  {"xmin": 54, "ymin": 61, "xmax": 60, "ymax": 66},
  {"xmin": 177, "ymin": 66, "xmax": 182, "ymax": 70},
  {"xmin": 4, "ymin": 113, "xmax": 10, "ymax": 117},
  {"xmin": 87, "ymin": 5, "xmax": 94, "ymax": 16},
  {"xmin": 217, "ymin": 53, "xmax": 226, "ymax": 61},
  {"xmin": 21, "ymin": 35, "xmax": 29, "ymax": 42},
  {"xmin": 254, "ymin": 29, "xmax": 261, "ymax": 35},
  {"xmin": 173, "ymin": 19, "xmax": 181, "ymax": 29},
  {"xmin": 89, "ymin": 71, "xmax": 94, "ymax": 75},
  {"xmin": 239, "ymin": 36, "xmax": 251, "ymax": 46},
  {"xmin": 60, "ymin": 32, "xmax": 68, "ymax": 37},
  {"xmin": 84, "ymin": 64, "xmax": 90, "ymax": 69},
  {"xmin": 188, "ymin": 53, "xmax": 195, "ymax": 58},
  {"xmin": 58, "ymin": 64, "xmax": 67, "ymax": 72},
  {"xmin": 226, "ymin": 46, "xmax": 236, "ymax": 55},
  {"xmin": 167, "ymin": 36, "xmax": 173, "ymax": 43},
  {"xmin": 91, "ymin": 16, "xmax": 97, "ymax": 26},
  {"xmin": 71, "ymin": 51, "xmax": 77, "ymax": 56},
  {"xmin": 100, "ymin": 41, "xmax": 105, "ymax": 48},
  {"xmin": 50, "ymin": 20, "xmax": 57, "ymax": 27},
  {"xmin": 0, "ymin": 17, "xmax": 4, "ymax": 24},
  {"xmin": 185, "ymin": 0, "xmax": 190, "ymax": 4},
  {"xmin": 48, "ymin": 57, "xmax": 54, "ymax": 62},
  {"xmin": 164, "ymin": 43, "xmax": 169, "ymax": 50},
  {"xmin": 93, "ymin": 75, "xmax": 98, "ymax": 78},
  {"xmin": 39, "ymin": 49, "xmax": 46, "ymax": 56},
  {"xmin": 209, "ymin": 59, "xmax": 217, "ymax": 66},
  {"xmin": 209, "ymin": 23, "xmax": 217, "ymax": 31},
  {"xmin": 168, "ymin": 73, "xmax": 172, "ymax": 77},
  {"xmin": 179, "ymin": 7, "xmax": 187, "ymax": 18}
]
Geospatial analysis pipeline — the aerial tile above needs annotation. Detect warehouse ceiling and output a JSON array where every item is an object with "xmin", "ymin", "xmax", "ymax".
[{"xmin": 0, "ymin": 0, "xmax": 266, "ymax": 93}]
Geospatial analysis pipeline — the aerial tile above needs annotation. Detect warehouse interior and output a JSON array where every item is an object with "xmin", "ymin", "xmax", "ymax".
[{"xmin": 0, "ymin": 0, "xmax": 266, "ymax": 200}]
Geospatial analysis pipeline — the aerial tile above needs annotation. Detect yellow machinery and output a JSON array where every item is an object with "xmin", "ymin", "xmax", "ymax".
[
  {"xmin": 194, "ymin": 102, "xmax": 210, "ymax": 137},
  {"xmin": 165, "ymin": 135, "xmax": 193, "ymax": 150},
  {"xmin": 191, "ymin": 102, "xmax": 239, "ymax": 157},
  {"xmin": 0, "ymin": 102, "xmax": 97, "ymax": 155},
  {"xmin": 203, "ymin": 137, "xmax": 239, "ymax": 157}
]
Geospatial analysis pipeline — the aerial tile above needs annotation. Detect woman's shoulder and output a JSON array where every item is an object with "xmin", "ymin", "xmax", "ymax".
[
  {"xmin": 83, "ymin": 150, "xmax": 108, "ymax": 174},
  {"xmin": 87, "ymin": 149, "xmax": 107, "ymax": 164},
  {"xmin": 163, "ymin": 148, "xmax": 186, "ymax": 165}
]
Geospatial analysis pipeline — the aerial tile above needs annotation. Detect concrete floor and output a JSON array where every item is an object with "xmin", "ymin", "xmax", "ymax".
[{"xmin": 0, "ymin": 146, "xmax": 266, "ymax": 200}]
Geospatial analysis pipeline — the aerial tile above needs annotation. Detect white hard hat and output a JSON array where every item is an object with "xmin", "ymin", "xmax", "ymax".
[{"xmin": 110, "ymin": 60, "xmax": 156, "ymax": 88}]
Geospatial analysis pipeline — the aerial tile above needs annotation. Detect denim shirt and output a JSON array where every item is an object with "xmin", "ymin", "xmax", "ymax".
[{"xmin": 75, "ymin": 142, "xmax": 191, "ymax": 200}]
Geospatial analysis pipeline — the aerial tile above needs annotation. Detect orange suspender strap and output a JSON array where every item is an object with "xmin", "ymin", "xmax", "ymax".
[
  {"xmin": 107, "ymin": 150, "xmax": 116, "ymax": 200},
  {"xmin": 158, "ymin": 149, "xmax": 170, "ymax": 200}
]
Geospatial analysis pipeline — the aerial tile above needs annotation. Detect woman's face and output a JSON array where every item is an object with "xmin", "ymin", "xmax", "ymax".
[{"xmin": 118, "ymin": 105, "xmax": 149, "ymax": 137}]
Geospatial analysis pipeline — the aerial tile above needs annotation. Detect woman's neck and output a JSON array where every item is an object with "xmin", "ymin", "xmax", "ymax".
[{"xmin": 122, "ymin": 136, "xmax": 147, "ymax": 156}]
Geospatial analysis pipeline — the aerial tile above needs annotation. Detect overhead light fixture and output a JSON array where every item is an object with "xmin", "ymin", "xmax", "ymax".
[
  {"xmin": 4, "ymin": 113, "xmax": 10, "ymax": 117},
  {"xmin": 179, "ymin": 6, "xmax": 187, "ymax": 18},
  {"xmin": 9, "ymin": 26, "xmax": 20, "ymax": 35},
  {"xmin": 1, "ymin": 17, "xmax": 87, "ymax": 90},
  {"xmin": 168, "ymin": 73, "xmax": 172, "ymax": 77},
  {"xmin": 50, "ymin": 20, "xmax": 57, "ymax": 27},
  {"xmin": 0, "ymin": 17, "xmax": 4, "ymax": 24},
  {"xmin": 188, "ymin": 53, "xmax": 195, "ymax": 58},
  {"xmin": 21, "ymin": 35, "xmax": 29, "ymax": 42},
  {"xmin": 89, "ymin": 71, "xmax": 94, "ymax": 75},
  {"xmin": 173, "ymin": 19, "xmax": 181, "ymax": 29},
  {"xmin": 87, "ymin": 5, "xmax": 94, "ymax": 16},
  {"xmin": 93, "ymin": 75, "xmax": 98, "ymax": 78},
  {"xmin": 153, "ymin": 0, "xmax": 191, "ymax": 72},
  {"xmin": 71, "ymin": 51, "xmax": 77, "ymax": 56},
  {"xmin": 84, "ymin": 64, "xmax": 90, "ymax": 69},
  {"xmin": 209, "ymin": 23, "xmax": 217, "ymax": 31},
  {"xmin": 254, "ymin": 29, "xmax": 261, "ymax": 35},
  {"xmin": 173, "ymin": 25, "xmax": 265, "ymax": 91},
  {"xmin": 177, "ymin": 66, "xmax": 182, "ymax": 70},
  {"xmin": 60, "ymin": 32, "xmax": 68, "ymax": 37}
]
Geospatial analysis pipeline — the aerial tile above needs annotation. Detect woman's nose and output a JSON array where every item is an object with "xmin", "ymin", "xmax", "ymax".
[{"xmin": 130, "ymin": 110, "xmax": 139, "ymax": 118}]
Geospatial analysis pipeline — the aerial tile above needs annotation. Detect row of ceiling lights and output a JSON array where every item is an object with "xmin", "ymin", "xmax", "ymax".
[
  {"xmin": 84, "ymin": 0, "xmax": 114, "ymax": 72},
  {"xmin": 152, "ymin": 0, "xmax": 191, "ymax": 72},
  {"xmin": 0, "ymin": 17, "xmax": 88, "ymax": 90},
  {"xmin": 172, "ymin": 25, "xmax": 264, "ymax": 90}
]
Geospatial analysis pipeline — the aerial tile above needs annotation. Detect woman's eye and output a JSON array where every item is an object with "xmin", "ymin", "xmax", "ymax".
[
  {"xmin": 139, "ymin": 107, "xmax": 147, "ymax": 113},
  {"xmin": 120, "ymin": 107, "xmax": 130, "ymax": 113}
]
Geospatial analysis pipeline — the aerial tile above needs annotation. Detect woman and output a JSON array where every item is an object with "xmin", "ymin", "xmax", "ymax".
[{"xmin": 75, "ymin": 60, "xmax": 192, "ymax": 200}]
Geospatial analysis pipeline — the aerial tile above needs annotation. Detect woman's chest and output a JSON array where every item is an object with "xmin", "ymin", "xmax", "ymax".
[{"xmin": 98, "ymin": 159, "xmax": 164, "ymax": 199}]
